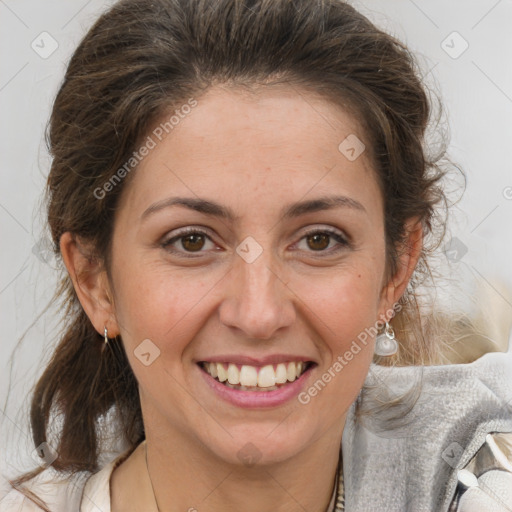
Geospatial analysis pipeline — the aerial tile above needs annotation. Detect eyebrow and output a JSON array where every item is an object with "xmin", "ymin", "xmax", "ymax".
[{"xmin": 141, "ymin": 195, "xmax": 366, "ymax": 222}]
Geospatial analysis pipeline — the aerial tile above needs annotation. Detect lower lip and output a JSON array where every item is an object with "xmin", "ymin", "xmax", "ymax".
[{"xmin": 197, "ymin": 364, "xmax": 315, "ymax": 409}]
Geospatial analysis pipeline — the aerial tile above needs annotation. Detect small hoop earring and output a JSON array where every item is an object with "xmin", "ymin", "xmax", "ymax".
[
  {"xmin": 374, "ymin": 321, "xmax": 399, "ymax": 356},
  {"xmin": 103, "ymin": 326, "xmax": 109, "ymax": 346}
]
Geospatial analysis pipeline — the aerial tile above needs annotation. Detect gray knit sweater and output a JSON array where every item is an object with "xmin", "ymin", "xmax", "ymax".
[{"xmin": 341, "ymin": 351, "xmax": 512, "ymax": 511}]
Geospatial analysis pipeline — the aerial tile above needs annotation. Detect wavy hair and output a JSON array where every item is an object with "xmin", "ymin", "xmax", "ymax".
[{"xmin": 8, "ymin": 0, "xmax": 469, "ymax": 507}]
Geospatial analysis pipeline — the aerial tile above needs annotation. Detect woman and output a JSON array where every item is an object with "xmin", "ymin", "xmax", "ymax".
[{"xmin": 2, "ymin": 0, "xmax": 512, "ymax": 510}]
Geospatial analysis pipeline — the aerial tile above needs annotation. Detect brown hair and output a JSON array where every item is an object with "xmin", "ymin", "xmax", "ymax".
[{"xmin": 10, "ymin": 0, "xmax": 458, "ymax": 505}]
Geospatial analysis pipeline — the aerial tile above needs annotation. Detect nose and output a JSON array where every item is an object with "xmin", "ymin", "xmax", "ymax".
[{"xmin": 218, "ymin": 250, "xmax": 295, "ymax": 340}]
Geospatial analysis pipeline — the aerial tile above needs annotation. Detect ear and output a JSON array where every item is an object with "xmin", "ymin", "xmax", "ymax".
[
  {"xmin": 378, "ymin": 217, "xmax": 423, "ymax": 322},
  {"xmin": 59, "ymin": 232, "xmax": 119, "ymax": 337}
]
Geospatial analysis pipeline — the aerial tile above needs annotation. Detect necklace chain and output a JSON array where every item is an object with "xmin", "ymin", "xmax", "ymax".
[
  {"xmin": 145, "ymin": 442, "xmax": 161, "ymax": 512},
  {"xmin": 144, "ymin": 441, "xmax": 344, "ymax": 511}
]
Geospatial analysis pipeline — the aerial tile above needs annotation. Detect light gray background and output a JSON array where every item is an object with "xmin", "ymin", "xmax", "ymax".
[{"xmin": 1, "ymin": 0, "xmax": 512, "ymax": 489}]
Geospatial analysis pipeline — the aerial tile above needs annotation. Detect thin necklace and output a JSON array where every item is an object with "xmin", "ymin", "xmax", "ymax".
[
  {"xmin": 144, "ymin": 441, "xmax": 344, "ymax": 511},
  {"xmin": 145, "ymin": 442, "xmax": 161, "ymax": 512}
]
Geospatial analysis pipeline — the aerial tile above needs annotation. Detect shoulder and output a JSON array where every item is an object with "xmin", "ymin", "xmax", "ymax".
[
  {"xmin": 342, "ymin": 352, "xmax": 512, "ymax": 510},
  {"xmin": 0, "ymin": 445, "xmax": 134, "ymax": 512},
  {"xmin": 0, "ymin": 469, "xmax": 89, "ymax": 512},
  {"xmin": 1, "ymin": 488, "xmax": 32, "ymax": 511},
  {"xmin": 451, "ymin": 432, "xmax": 512, "ymax": 511}
]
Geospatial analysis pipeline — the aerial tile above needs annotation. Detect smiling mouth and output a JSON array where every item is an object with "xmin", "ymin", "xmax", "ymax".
[{"xmin": 198, "ymin": 361, "xmax": 315, "ymax": 392}]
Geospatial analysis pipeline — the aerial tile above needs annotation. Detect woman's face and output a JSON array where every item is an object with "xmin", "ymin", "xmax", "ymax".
[{"xmin": 105, "ymin": 85, "xmax": 407, "ymax": 465}]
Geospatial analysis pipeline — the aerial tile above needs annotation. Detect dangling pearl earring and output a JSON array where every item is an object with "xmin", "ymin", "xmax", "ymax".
[{"xmin": 374, "ymin": 321, "xmax": 398, "ymax": 356}]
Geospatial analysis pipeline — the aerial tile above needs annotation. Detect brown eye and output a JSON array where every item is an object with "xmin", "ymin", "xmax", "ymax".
[
  {"xmin": 161, "ymin": 228, "xmax": 216, "ymax": 256},
  {"xmin": 181, "ymin": 233, "xmax": 206, "ymax": 251},
  {"xmin": 295, "ymin": 228, "xmax": 349, "ymax": 255},
  {"xmin": 306, "ymin": 232, "xmax": 330, "ymax": 251}
]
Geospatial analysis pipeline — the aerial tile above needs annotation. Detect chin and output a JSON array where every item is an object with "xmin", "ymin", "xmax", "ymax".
[{"xmin": 204, "ymin": 422, "xmax": 317, "ymax": 468}]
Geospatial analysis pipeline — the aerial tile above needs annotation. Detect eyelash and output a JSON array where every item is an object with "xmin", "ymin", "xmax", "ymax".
[{"xmin": 161, "ymin": 227, "xmax": 350, "ymax": 258}]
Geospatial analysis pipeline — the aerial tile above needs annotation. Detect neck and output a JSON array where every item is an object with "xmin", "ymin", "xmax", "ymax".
[{"xmin": 142, "ymin": 421, "xmax": 344, "ymax": 512}]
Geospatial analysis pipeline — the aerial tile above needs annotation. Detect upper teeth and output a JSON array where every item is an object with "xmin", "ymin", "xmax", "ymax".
[{"xmin": 203, "ymin": 362, "xmax": 307, "ymax": 387}]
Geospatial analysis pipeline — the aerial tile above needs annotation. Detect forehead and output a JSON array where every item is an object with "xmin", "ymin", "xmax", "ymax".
[{"xmin": 116, "ymin": 84, "xmax": 382, "ymax": 223}]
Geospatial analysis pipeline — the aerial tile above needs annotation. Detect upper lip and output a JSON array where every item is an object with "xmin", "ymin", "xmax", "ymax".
[{"xmin": 197, "ymin": 354, "xmax": 316, "ymax": 366}]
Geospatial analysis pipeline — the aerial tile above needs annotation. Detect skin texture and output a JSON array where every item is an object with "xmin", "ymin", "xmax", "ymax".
[{"xmin": 60, "ymin": 84, "xmax": 422, "ymax": 511}]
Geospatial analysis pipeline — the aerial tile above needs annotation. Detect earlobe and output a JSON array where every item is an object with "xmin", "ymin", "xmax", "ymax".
[{"xmin": 59, "ymin": 232, "xmax": 119, "ymax": 337}]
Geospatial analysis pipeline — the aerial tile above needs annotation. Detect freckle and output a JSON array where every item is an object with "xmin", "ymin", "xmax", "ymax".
[{"xmin": 358, "ymin": 274, "xmax": 361, "ymax": 278}]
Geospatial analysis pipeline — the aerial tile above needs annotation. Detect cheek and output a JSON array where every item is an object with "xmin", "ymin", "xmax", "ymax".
[
  {"xmin": 291, "ymin": 261, "xmax": 384, "ymax": 355},
  {"xmin": 293, "ymin": 266, "xmax": 382, "ymax": 409},
  {"xmin": 111, "ymin": 260, "xmax": 214, "ymax": 351}
]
